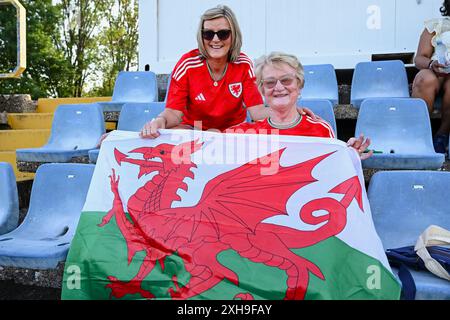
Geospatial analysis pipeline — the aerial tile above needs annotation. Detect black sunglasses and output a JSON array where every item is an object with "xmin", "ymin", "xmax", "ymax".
[{"xmin": 202, "ymin": 29, "xmax": 232, "ymax": 41}]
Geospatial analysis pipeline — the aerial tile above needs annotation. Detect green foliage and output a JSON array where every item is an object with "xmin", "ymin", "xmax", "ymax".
[
  {"xmin": 88, "ymin": 0, "xmax": 139, "ymax": 97},
  {"xmin": 0, "ymin": 0, "xmax": 139, "ymax": 99},
  {"xmin": 0, "ymin": 0, "xmax": 73, "ymax": 99},
  {"xmin": 0, "ymin": 4, "xmax": 17, "ymax": 72}
]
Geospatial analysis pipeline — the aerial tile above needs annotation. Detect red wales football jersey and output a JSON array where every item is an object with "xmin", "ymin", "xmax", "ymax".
[
  {"xmin": 167, "ymin": 49, "xmax": 264, "ymax": 131},
  {"xmin": 226, "ymin": 116, "xmax": 336, "ymax": 138}
]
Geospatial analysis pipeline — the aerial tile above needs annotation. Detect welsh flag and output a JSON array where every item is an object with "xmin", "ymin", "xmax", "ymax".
[{"xmin": 62, "ymin": 130, "xmax": 401, "ymax": 300}]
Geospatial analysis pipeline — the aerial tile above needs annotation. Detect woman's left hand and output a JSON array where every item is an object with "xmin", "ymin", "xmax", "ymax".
[{"xmin": 347, "ymin": 135, "xmax": 373, "ymax": 160}]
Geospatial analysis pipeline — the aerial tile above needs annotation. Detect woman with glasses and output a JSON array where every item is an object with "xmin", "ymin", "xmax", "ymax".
[
  {"xmin": 140, "ymin": 5, "xmax": 314, "ymax": 138},
  {"xmin": 226, "ymin": 52, "xmax": 373, "ymax": 160}
]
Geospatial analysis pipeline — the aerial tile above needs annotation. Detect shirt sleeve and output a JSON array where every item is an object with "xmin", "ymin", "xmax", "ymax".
[
  {"xmin": 425, "ymin": 19, "xmax": 440, "ymax": 34},
  {"xmin": 241, "ymin": 62, "xmax": 264, "ymax": 109},
  {"xmin": 166, "ymin": 58, "xmax": 190, "ymax": 113},
  {"xmin": 224, "ymin": 121, "xmax": 254, "ymax": 133},
  {"xmin": 320, "ymin": 121, "xmax": 335, "ymax": 138}
]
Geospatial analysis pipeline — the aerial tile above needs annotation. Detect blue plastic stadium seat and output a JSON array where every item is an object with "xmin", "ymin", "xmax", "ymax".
[
  {"xmin": 89, "ymin": 102, "xmax": 166, "ymax": 164},
  {"xmin": 355, "ymin": 98, "xmax": 444, "ymax": 169},
  {"xmin": 16, "ymin": 104, "xmax": 105, "ymax": 163},
  {"xmin": 0, "ymin": 163, "xmax": 19, "ymax": 235},
  {"xmin": 246, "ymin": 109, "xmax": 252, "ymax": 123},
  {"xmin": 0, "ymin": 163, "xmax": 95, "ymax": 269},
  {"xmin": 164, "ymin": 72, "xmax": 172, "ymax": 102},
  {"xmin": 368, "ymin": 170, "xmax": 450, "ymax": 300},
  {"xmin": 297, "ymin": 98, "xmax": 337, "ymax": 134},
  {"xmin": 88, "ymin": 149, "xmax": 100, "ymax": 164},
  {"xmin": 117, "ymin": 102, "xmax": 166, "ymax": 131},
  {"xmin": 302, "ymin": 64, "xmax": 339, "ymax": 105},
  {"xmin": 98, "ymin": 71, "xmax": 158, "ymax": 112},
  {"xmin": 351, "ymin": 60, "xmax": 410, "ymax": 109}
]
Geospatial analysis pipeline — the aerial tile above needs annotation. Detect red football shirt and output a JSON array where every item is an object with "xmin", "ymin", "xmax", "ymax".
[
  {"xmin": 226, "ymin": 116, "xmax": 335, "ymax": 138},
  {"xmin": 167, "ymin": 49, "xmax": 264, "ymax": 131}
]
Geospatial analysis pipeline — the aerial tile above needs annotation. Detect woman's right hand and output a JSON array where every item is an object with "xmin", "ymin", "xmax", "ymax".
[
  {"xmin": 140, "ymin": 117, "xmax": 166, "ymax": 139},
  {"xmin": 430, "ymin": 60, "xmax": 450, "ymax": 77},
  {"xmin": 96, "ymin": 132, "xmax": 110, "ymax": 148}
]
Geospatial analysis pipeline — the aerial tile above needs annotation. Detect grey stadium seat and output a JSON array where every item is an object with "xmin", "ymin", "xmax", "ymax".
[
  {"xmin": 302, "ymin": 64, "xmax": 339, "ymax": 105},
  {"xmin": 368, "ymin": 170, "xmax": 450, "ymax": 300},
  {"xmin": 0, "ymin": 163, "xmax": 95, "ymax": 269},
  {"xmin": 297, "ymin": 98, "xmax": 337, "ymax": 135},
  {"xmin": 355, "ymin": 98, "xmax": 444, "ymax": 170},
  {"xmin": 89, "ymin": 102, "xmax": 166, "ymax": 163},
  {"xmin": 0, "ymin": 163, "xmax": 19, "ymax": 235},
  {"xmin": 97, "ymin": 71, "xmax": 158, "ymax": 112},
  {"xmin": 16, "ymin": 104, "xmax": 105, "ymax": 163},
  {"xmin": 351, "ymin": 60, "xmax": 410, "ymax": 109}
]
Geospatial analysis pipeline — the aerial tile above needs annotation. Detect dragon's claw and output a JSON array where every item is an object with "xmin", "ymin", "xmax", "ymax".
[
  {"xmin": 109, "ymin": 169, "xmax": 120, "ymax": 193},
  {"xmin": 106, "ymin": 276, "xmax": 154, "ymax": 300},
  {"xmin": 234, "ymin": 293, "xmax": 254, "ymax": 300}
]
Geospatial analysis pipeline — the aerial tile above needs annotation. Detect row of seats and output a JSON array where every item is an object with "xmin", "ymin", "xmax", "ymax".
[
  {"xmin": 302, "ymin": 60, "xmax": 410, "ymax": 108},
  {"xmin": 15, "ymin": 97, "xmax": 444, "ymax": 170},
  {"xmin": 93, "ymin": 60, "xmax": 410, "ymax": 113},
  {"xmin": 303, "ymin": 97, "xmax": 444, "ymax": 170},
  {"xmin": 0, "ymin": 162, "xmax": 448, "ymax": 299},
  {"xmin": 88, "ymin": 102, "xmax": 166, "ymax": 163}
]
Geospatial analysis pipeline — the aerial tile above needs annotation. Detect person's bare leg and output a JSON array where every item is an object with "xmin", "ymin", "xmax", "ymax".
[
  {"xmin": 438, "ymin": 76, "xmax": 450, "ymax": 135},
  {"xmin": 412, "ymin": 69, "xmax": 441, "ymax": 113},
  {"xmin": 412, "ymin": 70, "xmax": 448, "ymax": 153}
]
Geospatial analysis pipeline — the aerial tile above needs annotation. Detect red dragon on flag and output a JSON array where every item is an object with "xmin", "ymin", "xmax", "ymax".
[{"xmin": 97, "ymin": 139, "xmax": 364, "ymax": 300}]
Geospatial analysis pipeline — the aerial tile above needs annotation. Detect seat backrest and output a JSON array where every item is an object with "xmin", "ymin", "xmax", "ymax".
[
  {"xmin": 351, "ymin": 60, "xmax": 409, "ymax": 108},
  {"xmin": 112, "ymin": 71, "xmax": 158, "ymax": 103},
  {"xmin": 355, "ymin": 98, "xmax": 434, "ymax": 154},
  {"xmin": 0, "ymin": 163, "xmax": 19, "ymax": 235},
  {"xmin": 368, "ymin": 170, "xmax": 450, "ymax": 249},
  {"xmin": 10, "ymin": 163, "xmax": 95, "ymax": 240},
  {"xmin": 297, "ymin": 98, "xmax": 337, "ymax": 134},
  {"xmin": 46, "ymin": 104, "xmax": 105, "ymax": 150},
  {"xmin": 246, "ymin": 109, "xmax": 252, "ymax": 123},
  {"xmin": 117, "ymin": 102, "xmax": 166, "ymax": 131},
  {"xmin": 164, "ymin": 72, "xmax": 172, "ymax": 102},
  {"xmin": 302, "ymin": 64, "xmax": 339, "ymax": 104}
]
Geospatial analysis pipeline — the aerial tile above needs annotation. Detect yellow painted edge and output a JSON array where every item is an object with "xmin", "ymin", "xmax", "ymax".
[{"xmin": 37, "ymin": 97, "xmax": 112, "ymax": 113}]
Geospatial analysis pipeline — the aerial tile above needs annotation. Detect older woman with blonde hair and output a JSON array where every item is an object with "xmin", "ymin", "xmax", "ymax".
[
  {"xmin": 227, "ymin": 52, "xmax": 373, "ymax": 160},
  {"xmin": 140, "ymin": 5, "xmax": 315, "ymax": 138}
]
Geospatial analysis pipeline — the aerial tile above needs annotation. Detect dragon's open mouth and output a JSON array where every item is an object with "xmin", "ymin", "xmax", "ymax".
[{"xmin": 114, "ymin": 148, "xmax": 164, "ymax": 178}]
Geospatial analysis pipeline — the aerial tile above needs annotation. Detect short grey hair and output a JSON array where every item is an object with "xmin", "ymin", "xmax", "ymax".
[
  {"xmin": 197, "ymin": 5, "xmax": 243, "ymax": 62},
  {"xmin": 254, "ymin": 52, "xmax": 305, "ymax": 93}
]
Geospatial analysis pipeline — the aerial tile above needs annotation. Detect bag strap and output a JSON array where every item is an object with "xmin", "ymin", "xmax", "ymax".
[
  {"xmin": 414, "ymin": 225, "xmax": 450, "ymax": 281},
  {"xmin": 385, "ymin": 248, "xmax": 417, "ymax": 300}
]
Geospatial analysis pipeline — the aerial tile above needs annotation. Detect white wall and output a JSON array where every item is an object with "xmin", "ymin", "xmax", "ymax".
[{"xmin": 139, "ymin": 0, "xmax": 442, "ymax": 73}]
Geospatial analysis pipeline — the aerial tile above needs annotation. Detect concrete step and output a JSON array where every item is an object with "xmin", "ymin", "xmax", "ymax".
[
  {"xmin": 7, "ymin": 112, "xmax": 116, "ymax": 131},
  {"xmin": 0, "ymin": 151, "xmax": 34, "ymax": 181},
  {"xmin": 0, "ymin": 129, "xmax": 50, "ymax": 151},
  {"xmin": 37, "ymin": 97, "xmax": 111, "ymax": 113},
  {"xmin": 7, "ymin": 113, "xmax": 53, "ymax": 129},
  {"xmin": 7, "ymin": 113, "xmax": 117, "ymax": 131}
]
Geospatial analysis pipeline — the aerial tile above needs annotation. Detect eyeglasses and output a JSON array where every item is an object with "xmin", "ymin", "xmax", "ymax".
[
  {"xmin": 202, "ymin": 29, "xmax": 232, "ymax": 41},
  {"xmin": 261, "ymin": 74, "xmax": 297, "ymax": 89}
]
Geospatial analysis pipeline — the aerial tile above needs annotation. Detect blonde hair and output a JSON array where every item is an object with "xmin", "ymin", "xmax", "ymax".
[
  {"xmin": 197, "ymin": 5, "xmax": 242, "ymax": 62},
  {"xmin": 254, "ymin": 52, "xmax": 305, "ymax": 93}
]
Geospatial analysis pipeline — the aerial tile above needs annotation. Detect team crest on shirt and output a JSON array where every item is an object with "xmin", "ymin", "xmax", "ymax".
[{"xmin": 229, "ymin": 83, "xmax": 242, "ymax": 98}]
